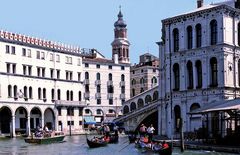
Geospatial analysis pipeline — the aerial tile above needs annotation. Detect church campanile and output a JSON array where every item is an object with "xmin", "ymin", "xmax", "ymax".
[{"xmin": 111, "ymin": 8, "xmax": 130, "ymax": 64}]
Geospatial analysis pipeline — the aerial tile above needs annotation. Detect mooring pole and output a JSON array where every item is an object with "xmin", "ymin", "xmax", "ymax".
[{"xmin": 180, "ymin": 118, "xmax": 185, "ymax": 152}]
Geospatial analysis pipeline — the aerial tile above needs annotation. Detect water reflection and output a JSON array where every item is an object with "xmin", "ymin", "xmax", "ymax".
[{"xmin": 0, "ymin": 136, "xmax": 236, "ymax": 155}]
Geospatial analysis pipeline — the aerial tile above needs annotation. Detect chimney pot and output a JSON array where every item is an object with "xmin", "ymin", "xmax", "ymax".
[{"xmin": 197, "ymin": 0, "xmax": 203, "ymax": 8}]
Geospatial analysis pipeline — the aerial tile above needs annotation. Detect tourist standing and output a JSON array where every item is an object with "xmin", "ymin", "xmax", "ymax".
[
  {"xmin": 139, "ymin": 124, "xmax": 147, "ymax": 137},
  {"xmin": 147, "ymin": 124, "xmax": 155, "ymax": 142}
]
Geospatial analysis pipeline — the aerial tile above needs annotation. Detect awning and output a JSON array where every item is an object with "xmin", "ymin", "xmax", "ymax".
[
  {"xmin": 84, "ymin": 116, "xmax": 96, "ymax": 124},
  {"xmin": 190, "ymin": 99, "xmax": 240, "ymax": 114}
]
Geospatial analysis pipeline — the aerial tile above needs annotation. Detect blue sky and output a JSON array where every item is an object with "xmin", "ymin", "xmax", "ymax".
[{"xmin": 0, "ymin": 0, "xmax": 223, "ymax": 64}]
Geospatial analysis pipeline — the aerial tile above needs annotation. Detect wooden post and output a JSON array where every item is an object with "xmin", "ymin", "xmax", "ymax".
[{"xmin": 180, "ymin": 118, "xmax": 185, "ymax": 152}]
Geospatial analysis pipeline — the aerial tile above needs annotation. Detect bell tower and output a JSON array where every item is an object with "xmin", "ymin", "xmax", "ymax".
[{"xmin": 111, "ymin": 7, "xmax": 130, "ymax": 64}]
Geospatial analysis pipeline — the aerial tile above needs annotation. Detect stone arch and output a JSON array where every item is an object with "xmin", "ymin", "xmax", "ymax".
[
  {"xmin": 152, "ymin": 91, "xmax": 159, "ymax": 101},
  {"xmin": 130, "ymin": 102, "xmax": 136, "ymax": 111},
  {"xmin": 96, "ymin": 109, "xmax": 104, "ymax": 116},
  {"xmin": 15, "ymin": 106, "xmax": 28, "ymax": 135},
  {"xmin": 123, "ymin": 106, "xmax": 129, "ymax": 114},
  {"xmin": 174, "ymin": 105, "xmax": 181, "ymax": 133},
  {"xmin": 0, "ymin": 106, "xmax": 12, "ymax": 134},
  {"xmin": 189, "ymin": 103, "xmax": 201, "ymax": 131},
  {"xmin": 145, "ymin": 95, "xmax": 152, "ymax": 104},
  {"xmin": 44, "ymin": 108, "xmax": 55, "ymax": 130},
  {"xmin": 30, "ymin": 107, "xmax": 42, "ymax": 130},
  {"xmin": 137, "ymin": 98, "xmax": 144, "ymax": 108},
  {"xmin": 190, "ymin": 103, "xmax": 200, "ymax": 112}
]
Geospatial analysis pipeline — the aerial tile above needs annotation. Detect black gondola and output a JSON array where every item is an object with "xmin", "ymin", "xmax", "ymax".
[
  {"xmin": 86, "ymin": 136, "xmax": 108, "ymax": 148},
  {"xmin": 109, "ymin": 135, "xmax": 119, "ymax": 143}
]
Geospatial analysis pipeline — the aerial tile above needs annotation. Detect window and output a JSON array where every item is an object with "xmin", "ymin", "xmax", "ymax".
[
  {"xmin": 70, "ymin": 91, "xmax": 73, "ymax": 101},
  {"xmin": 187, "ymin": 26, "xmax": 193, "ymax": 49},
  {"xmin": 77, "ymin": 58, "xmax": 81, "ymax": 66},
  {"xmin": 107, "ymin": 85, "xmax": 114, "ymax": 93},
  {"xmin": 96, "ymin": 64, "xmax": 100, "ymax": 68},
  {"xmin": 85, "ymin": 72, "xmax": 89, "ymax": 79},
  {"xmin": 121, "ymin": 66, "xmax": 125, "ymax": 70},
  {"xmin": 38, "ymin": 88, "xmax": 42, "ymax": 99},
  {"xmin": 109, "ymin": 99, "xmax": 113, "ymax": 105},
  {"xmin": 121, "ymin": 74, "xmax": 125, "ymax": 81},
  {"xmin": 37, "ymin": 67, "xmax": 45, "ymax": 77},
  {"xmin": 29, "ymin": 87, "xmax": 32, "ymax": 99},
  {"xmin": 50, "ymin": 69, "xmax": 54, "ymax": 78},
  {"xmin": 78, "ymin": 72, "xmax": 81, "ymax": 81},
  {"xmin": 41, "ymin": 52, "xmax": 45, "ymax": 60},
  {"xmin": 56, "ymin": 54, "xmax": 60, "ymax": 62},
  {"xmin": 173, "ymin": 28, "xmax": 179, "ymax": 52},
  {"xmin": 22, "ymin": 48, "xmax": 26, "ymax": 56},
  {"xmin": 97, "ymin": 109, "xmax": 101, "ymax": 115},
  {"xmin": 12, "ymin": 64, "xmax": 16, "ymax": 74},
  {"xmin": 8, "ymin": 85, "xmax": 12, "ymax": 97},
  {"xmin": 85, "ymin": 63, "xmax": 89, "ymax": 68},
  {"xmin": 6, "ymin": 63, "xmax": 10, "ymax": 73},
  {"xmin": 67, "ymin": 107, "xmax": 74, "ymax": 116},
  {"xmin": 23, "ymin": 65, "xmax": 27, "ymax": 75},
  {"xmin": 66, "ymin": 56, "xmax": 72, "ymax": 64},
  {"xmin": 58, "ymin": 108, "xmax": 61, "ymax": 116},
  {"xmin": 57, "ymin": 89, "xmax": 61, "ymax": 100},
  {"xmin": 210, "ymin": 57, "xmax": 218, "ymax": 87},
  {"xmin": 97, "ymin": 99, "xmax": 101, "ymax": 105},
  {"xmin": 210, "ymin": 20, "xmax": 217, "ymax": 45},
  {"xmin": 109, "ymin": 109, "xmax": 114, "ymax": 113},
  {"xmin": 108, "ymin": 65, "xmax": 112, "ymax": 69},
  {"xmin": 187, "ymin": 61, "xmax": 193, "ymax": 89},
  {"xmin": 6, "ymin": 63, "xmax": 16, "ymax": 74},
  {"xmin": 66, "ymin": 71, "xmax": 73, "ymax": 80},
  {"xmin": 140, "ymin": 78, "xmax": 145, "ymax": 84},
  {"xmin": 66, "ymin": 90, "xmax": 70, "ymax": 101},
  {"xmin": 97, "ymin": 85, "xmax": 101, "ymax": 93},
  {"xmin": 121, "ymin": 86, "xmax": 125, "ymax": 94},
  {"xmin": 132, "ymin": 89, "xmax": 135, "ymax": 97},
  {"xmin": 11, "ymin": 46, "xmax": 15, "ymax": 54},
  {"xmin": 131, "ymin": 79, "xmax": 136, "ymax": 85},
  {"xmin": 79, "ymin": 108, "xmax": 83, "ymax": 116},
  {"xmin": 13, "ymin": 85, "xmax": 18, "ymax": 98},
  {"xmin": 196, "ymin": 60, "xmax": 202, "ymax": 88},
  {"xmin": 43, "ymin": 88, "xmax": 46, "ymax": 100},
  {"xmin": 50, "ymin": 53, "xmax": 54, "ymax": 61},
  {"xmin": 96, "ymin": 73, "xmax": 100, "ymax": 80},
  {"xmin": 6, "ymin": 45, "xmax": 10, "ymax": 53},
  {"xmin": 56, "ymin": 70, "xmax": 60, "ymax": 79},
  {"xmin": 173, "ymin": 63, "xmax": 180, "ymax": 90},
  {"xmin": 78, "ymin": 91, "xmax": 82, "ymax": 101},
  {"xmin": 27, "ymin": 49, "xmax": 31, "ymax": 57},
  {"xmin": 36, "ymin": 51, "xmax": 40, "ymax": 59},
  {"xmin": 196, "ymin": 24, "xmax": 202, "ymax": 48},
  {"xmin": 108, "ymin": 73, "xmax": 112, "ymax": 81},
  {"xmin": 51, "ymin": 89, "xmax": 54, "ymax": 100},
  {"xmin": 24, "ymin": 86, "xmax": 28, "ymax": 99}
]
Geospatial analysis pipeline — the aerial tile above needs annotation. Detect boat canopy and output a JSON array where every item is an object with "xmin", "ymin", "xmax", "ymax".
[{"xmin": 84, "ymin": 116, "xmax": 96, "ymax": 124}]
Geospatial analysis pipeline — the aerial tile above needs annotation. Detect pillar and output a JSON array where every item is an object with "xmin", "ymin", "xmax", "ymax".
[
  {"xmin": 27, "ymin": 115, "xmax": 31, "ymax": 136},
  {"xmin": 11, "ymin": 115, "xmax": 16, "ymax": 137},
  {"xmin": 41, "ymin": 115, "xmax": 44, "ymax": 129}
]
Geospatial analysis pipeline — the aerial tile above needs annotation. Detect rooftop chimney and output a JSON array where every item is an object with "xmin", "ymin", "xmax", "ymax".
[{"xmin": 197, "ymin": 0, "xmax": 203, "ymax": 8}]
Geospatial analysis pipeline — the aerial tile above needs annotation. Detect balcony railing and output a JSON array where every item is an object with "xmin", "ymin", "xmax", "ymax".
[
  {"xmin": 107, "ymin": 93, "xmax": 113, "ymax": 99},
  {"xmin": 55, "ymin": 100, "xmax": 85, "ymax": 107},
  {"xmin": 84, "ymin": 79, "xmax": 90, "ymax": 85},
  {"xmin": 95, "ymin": 80, "xmax": 101, "ymax": 85},
  {"xmin": 107, "ymin": 81, "xmax": 113, "ymax": 86}
]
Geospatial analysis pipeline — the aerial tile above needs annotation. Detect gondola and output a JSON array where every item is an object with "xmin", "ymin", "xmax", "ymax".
[
  {"xmin": 86, "ymin": 136, "xmax": 108, "ymax": 148},
  {"xmin": 128, "ymin": 134, "xmax": 137, "ymax": 143},
  {"xmin": 109, "ymin": 134, "xmax": 119, "ymax": 143},
  {"xmin": 159, "ymin": 146, "xmax": 172, "ymax": 155}
]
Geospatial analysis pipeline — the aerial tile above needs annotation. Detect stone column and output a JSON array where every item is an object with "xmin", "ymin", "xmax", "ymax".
[
  {"xmin": 55, "ymin": 113, "xmax": 58, "ymax": 131},
  {"xmin": 27, "ymin": 115, "xmax": 31, "ymax": 136},
  {"xmin": 11, "ymin": 115, "xmax": 16, "ymax": 137},
  {"xmin": 41, "ymin": 115, "xmax": 44, "ymax": 129}
]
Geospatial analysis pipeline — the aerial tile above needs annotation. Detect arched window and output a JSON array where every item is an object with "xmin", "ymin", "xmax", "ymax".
[
  {"xmin": 108, "ymin": 73, "xmax": 112, "ymax": 81},
  {"xmin": 121, "ymin": 74, "xmax": 125, "ymax": 81},
  {"xmin": 153, "ymin": 91, "xmax": 159, "ymax": 101},
  {"xmin": 210, "ymin": 57, "xmax": 218, "ymax": 87},
  {"xmin": 196, "ymin": 24, "xmax": 202, "ymax": 48},
  {"xmin": 151, "ymin": 77, "xmax": 157, "ymax": 84},
  {"xmin": 173, "ymin": 63, "xmax": 180, "ymax": 90},
  {"xmin": 96, "ymin": 73, "xmax": 100, "ymax": 80},
  {"xmin": 187, "ymin": 26, "xmax": 193, "ymax": 49},
  {"xmin": 132, "ymin": 89, "xmax": 135, "ymax": 97},
  {"xmin": 131, "ymin": 79, "xmax": 136, "ymax": 85},
  {"xmin": 78, "ymin": 91, "xmax": 82, "ymax": 101},
  {"xmin": 57, "ymin": 89, "xmax": 61, "ymax": 100},
  {"xmin": 96, "ymin": 109, "xmax": 102, "ymax": 115},
  {"xmin": 70, "ymin": 91, "xmax": 73, "ymax": 101},
  {"xmin": 137, "ymin": 98, "xmax": 144, "ymax": 108},
  {"xmin": 43, "ymin": 88, "xmax": 46, "ymax": 99},
  {"xmin": 85, "ymin": 72, "xmax": 89, "ymax": 79},
  {"xmin": 13, "ymin": 85, "xmax": 18, "ymax": 98},
  {"xmin": 51, "ymin": 89, "xmax": 54, "ymax": 100},
  {"xmin": 130, "ymin": 102, "xmax": 136, "ymax": 111},
  {"xmin": 210, "ymin": 20, "xmax": 217, "ymax": 45},
  {"xmin": 238, "ymin": 23, "xmax": 240, "ymax": 46},
  {"xmin": 24, "ymin": 86, "xmax": 28, "ymax": 98},
  {"xmin": 140, "ymin": 78, "xmax": 145, "ymax": 84},
  {"xmin": 196, "ymin": 60, "xmax": 202, "ymax": 88},
  {"xmin": 66, "ymin": 90, "xmax": 69, "ymax": 101},
  {"xmin": 8, "ymin": 85, "xmax": 12, "ymax": 97},
  {"xmin": 38, "ymin": 88, "xmax": 41, "ymax": 99},
  {"xmin": 173, "ymin": 28, "xmax": 179, "ymax": 52},
  {"xmin": 29, "ymin": 87, "xmax": 32, "ymax": 99},
  {"xmin": 187, "ymin": 61, "xmax": 193, "ymax": 89}
]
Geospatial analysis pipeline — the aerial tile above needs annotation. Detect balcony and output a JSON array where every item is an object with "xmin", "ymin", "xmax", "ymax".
[
  {"xmin": 55, "ymin": 100, "xmax": 85, "ymax": 107},
  {"xmin": 120, "ymin": 93, "xmax": 125, "ymax": 99},
  {"xmin": 84, "ymin": 92, "xmax": 90, "ymax": 100},
  {"xmin": 120, "ymin": 81, "xmax": 125, "ymax": 86},
  {"xmin": 107, "ymin": 93, "xmax": 113, "ymax": 99},
  {"xmin": 95, "ymin": 93, "xmax": 101, "ymax": 99},
  {"xmin": 84, "ymin": 79, "xmax": 90, "ymax": 85},
  {"xmin": 95, "ymin": 80, "xmax": 101, "ymax": 85},
  {"xmin": 107, "ymin": 81, "xmax": 113, "ymax": 86}
]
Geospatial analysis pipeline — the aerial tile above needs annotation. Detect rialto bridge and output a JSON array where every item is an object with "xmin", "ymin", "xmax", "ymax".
[{"xmin": 114, "ymin": 86, "xmax": 160, "ymax": 133}]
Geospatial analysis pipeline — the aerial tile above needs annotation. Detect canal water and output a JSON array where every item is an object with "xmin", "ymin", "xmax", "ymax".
[{"xmin": 0, "ymin": 135, "xmax": 236, "ymax": 155}]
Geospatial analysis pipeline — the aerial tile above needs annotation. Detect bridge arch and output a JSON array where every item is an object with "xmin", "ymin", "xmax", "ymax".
[
  {"xmin": 145, "ymin": 95, "xmax": 152, "ymax": 104},
  {"xmin": 130, "ymin": 102, "xmax": 137, "ymax": 111},
  {"xmin": 137, "ymin": 98, "xmax": 144, "ymax": 108},
  {"xmin": 123, "ymin": 106, "xmax": 129, "ymax": 114}
]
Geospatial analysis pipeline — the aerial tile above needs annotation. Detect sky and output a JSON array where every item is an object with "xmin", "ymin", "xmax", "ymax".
[{"xmin": 0, "ymin": 0, "xmax": 224, "ymax": 64}]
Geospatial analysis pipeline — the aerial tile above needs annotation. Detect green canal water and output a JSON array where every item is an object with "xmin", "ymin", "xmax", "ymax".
[{"xmin": 0, "ymin": 135, "xmax": 237, "ymax": 155}]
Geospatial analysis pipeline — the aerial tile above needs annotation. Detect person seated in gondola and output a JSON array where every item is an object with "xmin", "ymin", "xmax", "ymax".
[
  {"xmin": 35, "ymin": 125, "xmax": 43, "ymax": 137},
  {"xmin": 43, "ymin": 124, "xmax": 51, "ymax": 137},
  {"xmin": 152, "ymin": 141, "xmax": 162, "ymax": 151},
  {"xmin": 162, "ymin": 141, "xmax": 169, "ymax": 149}
]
